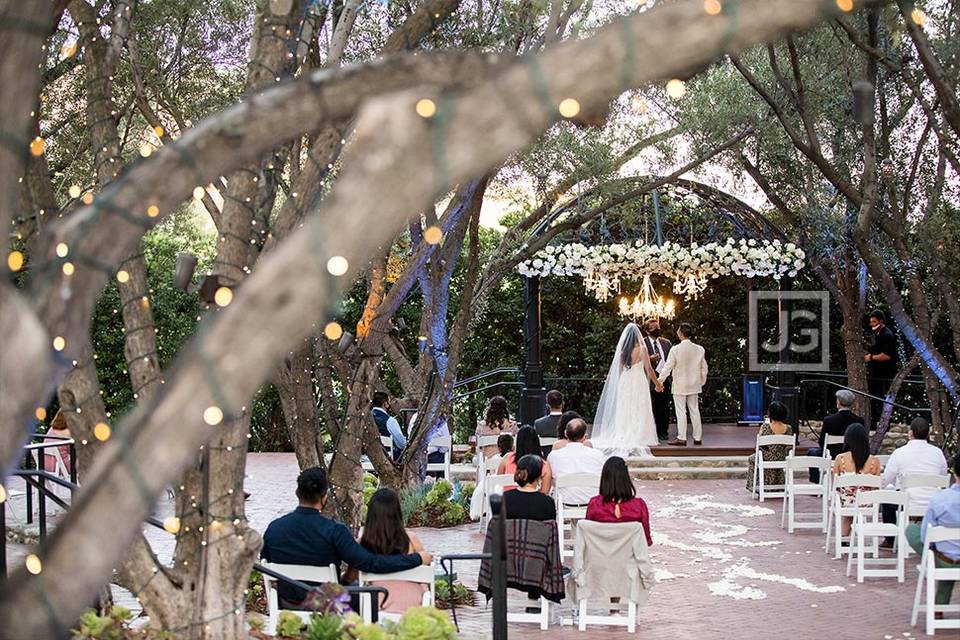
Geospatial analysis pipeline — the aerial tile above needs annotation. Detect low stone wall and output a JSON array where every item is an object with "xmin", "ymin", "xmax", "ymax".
[{"xmin": 799, "ymin": 421, "xmax": 910, "ymax": 454}]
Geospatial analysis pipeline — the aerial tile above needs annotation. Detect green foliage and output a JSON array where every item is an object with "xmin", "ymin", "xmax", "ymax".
[
  {"xmin": 276, "ymin": 611, "xmax": 306, "ymax": 638},
  {"xmin": 247, "ymin": 570, "xmax": 267, "ymax": 614},
  {"xmin": 433, "ymin": 579, "xmax": 472, "ymax": 610},
  {"xmin": 303, "ymin": 612, "xmax": 344, "ymax": 640},
  {"xmin": 403, "ymin": 480, "xmax": 470, "ymax": 528},
  {"xmin": 73, "ymin": 607, "xmax": 171, "ymax": 640},
  {"xmin": 388, "ymin": 606, "xmax": 457, "ymax": 640}
]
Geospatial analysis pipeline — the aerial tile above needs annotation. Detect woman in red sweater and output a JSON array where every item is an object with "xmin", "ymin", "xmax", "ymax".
[{"xmin": 585, "ymin": 456, "xmax": 652, "ymax": 547}]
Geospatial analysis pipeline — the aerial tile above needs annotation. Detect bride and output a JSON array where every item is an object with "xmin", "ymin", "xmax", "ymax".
[{"xmin": 591, "ymin": 323, "xmax": 663, "ymax": 455}]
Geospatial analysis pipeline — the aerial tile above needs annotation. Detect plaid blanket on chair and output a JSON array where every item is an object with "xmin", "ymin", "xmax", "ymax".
[{"xmin": 477, "ymin": 518, "xmax": 565, "ymax": 603}]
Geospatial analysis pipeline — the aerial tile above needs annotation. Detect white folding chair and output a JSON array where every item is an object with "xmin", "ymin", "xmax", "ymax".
[
  {"xmin": 822, "ymin": 434, "xmax": 845, "ymax": 458},
  {"xmin": 361, "ymin": 436, "xmax": 396, "ymax": 472},
  {"xmin": 554, "ymin": 473, "xmax": 601, "ymax": 560},
  {"xmin": 474, "ymin": 454, "xmax": 504, "ymax": 530},
  {"xmin": 261, "ymin": 561, "xmax": 338, "ymax": 635},
  {"xmin": 475, "ymin": 436, "xmax": 502, "ymax": 484},
  {"xmin": 358, "ymin": 565, "xmax": 435, "ymax": 623},
  {"xmin": 846, "ymin": 490, "xmax": 907, "ymax": 582},
  {"xmin": 781, "ymin": 456, "xmax": 832, "ymax": 533},
  {"xmin": 539, "ymin": 437, "xmax": 558, "ymax": 449},
  {"xmin": 825, "ymin": 473, "xmax": 882, "ymax": 559},
  {"xmin": 750, "ymin": 434, "xmax": 796, "ymax": 501},
  {"xmin": 480, "ymin": 473, "xmax": 514, "ymax": 531},
  {"xmin": 902, "ymin": 474, "xmax": 950, "ymax": 520},
  {"xmin": 425, "ymin": 436, "xmax": 452, "ymax": 480},
  {"xmin": 911, "ymin": 525, "xmax": 960, "ymax": 635},
  {"xmin": 877, "ymin": 454, "xmax": 891, "ymax": 470}
]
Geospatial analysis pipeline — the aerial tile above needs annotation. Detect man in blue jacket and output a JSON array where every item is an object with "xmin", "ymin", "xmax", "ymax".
[{"xmin": 261, "ymin": 466, "xmax": 431, "ymax": 606}]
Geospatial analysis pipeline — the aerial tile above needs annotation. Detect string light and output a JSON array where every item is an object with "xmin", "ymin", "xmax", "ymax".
[
  {"xmin": 93, "ymin": 422, "xmax": 111, "ymax": 441},
  {"xmin": 25, "ymin": 554, "xmax": 42, "ymax": 575},
  {"xmin": 423, "ymin": 226, "xmax": 443, "ymax": 244},
  {"xmin": 147, "ymin": 205, "xmax": 160, "ymax": 217},
  {"xmin": 52, "ymin": 336, "xmax": 66, "ymax": 352},
  {"xmin": 7, "ymin": 251, "xmax": 24, "ymax": 272},
  {"xmin": 68, "ymin": 185, "xmax": 81, "ymax": 199},
  {"xmin": 324, "ymin": 321, "xmax": 343, "ymax": 340},
  {"xmin": 139, "ymin": 144, "xmax": 153, "ymax": 158},
  {"xmin": 203, "ymin": 406, "xmax": 224, "ymax": 426},
  {"xmin": 193, "ymin": 186, "xmax": 205, "ymax": 200},
  {"xmin": 214, "ymin": 287, "xmax": 233, "ymax": 307},
  {"xmin": 82, "ymin": 192, "xmax": 94, "ymax": 205},
  {"xmin": 163, "ymin": 516, "xmax": 181, "ymax": 534},
  {"xmin": 666, "ymin": 78, "xmax": 687, "ymax": 98},
  {"xmin": 153, "ymin": 125, "xmax": 164, "ymax": 137},
  {"xmin": 55, "ymin": 243, "xmax": 69, "ymax": 258},
  {"xmin": 910, "ymin": 8, "xmax": 926, "ymax": 25},
  {"xmin": 704, "ymin": 0, "xmax": 722, "ymax": 15},
  {"xmin": 29, "ymin": 137, "xmax": 45, "ymax": 156},
  {"xmin": 415, "ymin": 98, "xmax": 437, "ymax": 118},
  {"xmin": 116, "ymin": 270, "xmax": 129, "ymax": 283},
  {"xmin": 836, "ymin": 0, "xmax": 853, "ymax": 11},
  {"xmin": 558, "ymin": 98, "xmax": 580, "ymax": 118},
  {"xmin": 35, "ymin": 407, "xmax": 47, "ymax": 421},
  {"xmin": 60, "ymin": 41, "xmax": 77, "ymax": 59},
  {"xmin": 62, "ymin": 262, "xmax": 75, "ymax": 276},
  {"xmin": 326, "ymin": 256, "xmax": 348, "ymax": 276}
]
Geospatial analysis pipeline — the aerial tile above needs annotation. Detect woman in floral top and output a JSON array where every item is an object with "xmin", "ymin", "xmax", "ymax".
[
  {"xmin": 745, "ymin": 401, "xmax": 793, "ymax": 493},
  {"xmin": 475, "ymin": 395, "xmax": 518, "ymax": 458},
  {"xmin": 832, "ymin": 422, "xmax": 881, "ymax": 536}
]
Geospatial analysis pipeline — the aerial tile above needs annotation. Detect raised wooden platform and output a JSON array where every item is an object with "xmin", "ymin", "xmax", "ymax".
[{"xmin": 650, "ymin": 422, "xmax": 815, "ymax": 456}]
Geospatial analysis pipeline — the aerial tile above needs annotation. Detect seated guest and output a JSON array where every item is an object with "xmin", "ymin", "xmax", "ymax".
[
  {"xmin": 497, "ymin": 433, "xmax": 514, "ymax": 459},
  {"xmin": 534, "ymin": 390, "xmax": 564, "ymax": 456},
  {"xmin": 548, "ymin": 418, "xmax": 606, "ymax": 506},
  {"xmin": 348, "ymin": 488, "xmax": 429, "ymax": 615},
  {"xmin": 551, "ymin": 410, "xmax": 594, "ymax": 451},
  {"xmin": 745, "ymin": 401, "xmax": 793, "ymax": 494},
  {"xmin": 807, "ymin": 389, "xmax": 863, "ymax": 483},
  {"xmin": 42, "ymin": 410, "xmax": 72, "ymax": 475},
  {"xmin": 833, "ymin": 423, "xmax": 882, "ymax": 537},
  {"xmin": 503, "ymin": 455, "xmax": 556, "ymax": 520},
  {"xmin": 372, "ymin": 391, "xmax": 406, "ymax": 461},
  {"xmin": 475, "ymin": 395, "xmax": 518, "ymax": 459},
  {"xmin": 586, "ymin": 456, "xmax": 652, "ymax": 547},
  {"xmin": 261, "ymin": 467, "xmax": 431, "ymax": 607},
  {"xmin": 905, "ymin": 451, "xmax": 960, "ymax": 609},
  {"xmin": 498, "ymin": 426, "xmax": 553, "ymax": 495},
  {"xmin": 879, "ymin": 417, "xmax": 948, "ymax": 544}
]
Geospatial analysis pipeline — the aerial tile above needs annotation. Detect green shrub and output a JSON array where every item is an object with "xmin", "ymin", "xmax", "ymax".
[
  {"xmin": 434, "ymin": 579, "xmax": 472, "ymax": 610},
  {"xmin": 276, "ymin": 611, "xmax": 306, "ymax": 637},
  {"xmin": 389, "ymin": 606, "xmax": 457, "ymax": 640}
]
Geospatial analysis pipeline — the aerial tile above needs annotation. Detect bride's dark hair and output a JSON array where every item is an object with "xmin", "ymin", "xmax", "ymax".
[{"xmin": 620, "ymin": 325, "xmax": 640, "ymax": 370}]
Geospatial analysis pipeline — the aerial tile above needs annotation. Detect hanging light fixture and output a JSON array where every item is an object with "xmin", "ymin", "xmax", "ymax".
[
  {"xmin": 584, "ymin": 268, "xmax": 620, "ymax": 302},
  {"xmin": 618, "ymin": 274, "xmax": 676, "ymax": 321}
]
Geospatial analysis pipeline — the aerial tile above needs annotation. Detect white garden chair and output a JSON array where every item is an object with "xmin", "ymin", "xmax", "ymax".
[
  {"xmin": 261, "ymin": 561, "xmax": 338, "ymax": 635},
  {"xmin": 822, "ymin": 434, "xmax": 845, "ymax": 458},
  {"xmin": 480, "ymin": 473, "xmax": 514, "ymax": 531},
  {"xmin": 750, "ymin": 434, "xmax": 796, "ymax": 501},
  {"xmin": 877, "ymin": 454, "xmax": 891, "ymax": 470},
  {"xmin": 361, "ymin": 436, "xmax": 395, "ymax": 472},
  {"xmin": 554, "ymin": 472, "xmax": 601, "ymax": 560},
  {"xmin": 425, "ymin": 435, "xmax": 452, "ymax": 480},
  {"xmin": 825, "ymin": 473, "xmax": 882, "ymax": 559},
  {"xmin": 358, "ymin": 565, "xmax": 436, "ymax": 623},
  {"xmin": 845, "ymin": 490, "xmax": 908, "ymax": 582},
  {"xmin": 781, "ymin": 456, "xmax": 832, "ymax": 533},
  {"xmin": 902, "ymin": 474, "xmax": 950, "ymax": 519},
  {"xmin": 911, "ymin": 525, "xmax": 960, "ymax": 636},
  {"xmin": 539, "ymin": 436, "xmax": 558, "ymax": 450},
  {"xmin": 475, "ymin": 435, "xmax": 502, "ymax": 484}
]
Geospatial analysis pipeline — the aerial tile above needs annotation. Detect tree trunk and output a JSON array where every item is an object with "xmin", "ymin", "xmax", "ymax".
[
  {"xmin": 273, "ymin": 345, "xmax": 323, "ymax": 469},
  {"xmin": 840, "ymin": 308, "xmax": 870, "ymax": 419}
]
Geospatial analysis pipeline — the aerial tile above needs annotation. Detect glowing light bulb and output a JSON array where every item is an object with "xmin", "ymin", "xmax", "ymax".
[
  {"xmin": 326, "ymin": 256, "xmax": 348, "ymax": 276},
  {"xmin": 203, "ymin": 406, "xmax": 224, "ymax": 426},
  {"xmin": 93, "ymin": 422, "xmax": 111, "ymax": 441},
  {"xmin": 558, "ymin": 98, "xmax": 580, "ymax": 118},
  {"xmin": 415, "ymin": 98, "xmax": 437, "ymax": 118}
]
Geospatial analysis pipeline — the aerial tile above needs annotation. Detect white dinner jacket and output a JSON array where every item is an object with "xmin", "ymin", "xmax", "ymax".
[{"xmin": 658, "ymin": 339, "xmax": 708, "ymax": 395}]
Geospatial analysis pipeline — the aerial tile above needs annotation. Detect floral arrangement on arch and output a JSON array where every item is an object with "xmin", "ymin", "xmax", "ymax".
[{"xmin": 516, "ymin": 238, "xmax": 806, "ymax": 300}]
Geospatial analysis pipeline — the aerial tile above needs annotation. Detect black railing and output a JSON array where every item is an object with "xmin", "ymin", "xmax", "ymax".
[
  {"xmin": 797, "ymin": 377, "xmax": 931, "ymax": 428},
  {"xmin": 20, "ymin": 436, "xmax": 77, "ymax": 525}
]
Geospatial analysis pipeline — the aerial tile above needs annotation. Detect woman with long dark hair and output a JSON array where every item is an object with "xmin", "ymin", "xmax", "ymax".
[
  {"xmin": 502, "ymin": 455, "xmax": 556, "ymax": 520},
  {"xmin": 353, "ymin": 488, "xmax": 429, "ymax": 613},
  {"xmin": 745, "ymin": 401, "xmax": 793, "ymax": 493},
  {"xmin": 498, "ymin": 426, "xmax": 553, "ymax": 494},
  {"xmin": 585, "ymin": 456, "xmax": 652, "ymax": 546},
  {"xmin": 833, "ymin": 423, "xmax": 881, "ymax": 536},
  {"xmin": 475, "ymin": 395, "xmax": 518, "ymax": 458}
]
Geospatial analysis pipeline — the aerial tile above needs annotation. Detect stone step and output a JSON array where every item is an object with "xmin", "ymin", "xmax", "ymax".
[
  {"xmin": 628, "ymin": 455, "xmax": 750, "ymax": 468},
  {"xmin": 629, "ymin": 466, "xmax": 748, "ymax": 480}
]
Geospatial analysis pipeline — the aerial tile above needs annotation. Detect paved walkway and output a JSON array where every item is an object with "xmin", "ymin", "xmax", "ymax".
[{"xmin": 3, "ymin": 453, "xmax": 937, "ymax": 639}]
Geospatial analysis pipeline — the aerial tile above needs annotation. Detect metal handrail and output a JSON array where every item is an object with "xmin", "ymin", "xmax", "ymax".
[
  {"xmin": 797, "ymin": 378, "xmax": 931, "ymax": 415},
  {"xmin": 454, "ymin": 368, "xmax": 520, "ymax": 388}
]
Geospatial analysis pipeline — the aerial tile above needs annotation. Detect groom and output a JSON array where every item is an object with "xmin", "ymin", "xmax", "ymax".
[
  {"xmin": 658, "ymin": 323, "xmax": 708, "ymax": 446},
  {"xmin": 643, "ymin": 318, "xmax": 672, "ymax": 442}
]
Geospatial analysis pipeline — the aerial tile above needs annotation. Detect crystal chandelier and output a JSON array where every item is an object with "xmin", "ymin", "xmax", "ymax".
[
  {"xmin": 672, "ymin": 270, "xmax": 709, "ymax": 299},
  {"xmin": 584, "ymin": 268, "xmax": 620, "ymax": 302},
  {"xmin": 618, "ymin": 274, "xmax": 676, "ymax": 321}
]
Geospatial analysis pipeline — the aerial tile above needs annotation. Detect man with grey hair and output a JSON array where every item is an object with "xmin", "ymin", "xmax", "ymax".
[{"xmin": 807, "ymin": 389, "xmax": 864, "ymax": 483}]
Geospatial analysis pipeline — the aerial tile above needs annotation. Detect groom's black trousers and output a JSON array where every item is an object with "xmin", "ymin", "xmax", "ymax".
[{"xmin": 650, "ymin": 380, "xmax": 671, "ymax": 440}]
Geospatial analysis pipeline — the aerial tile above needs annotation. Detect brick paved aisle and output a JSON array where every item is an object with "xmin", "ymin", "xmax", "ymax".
[{"xmin": 5, "ymin": 453, "xmax": 928, "ymax": 639}]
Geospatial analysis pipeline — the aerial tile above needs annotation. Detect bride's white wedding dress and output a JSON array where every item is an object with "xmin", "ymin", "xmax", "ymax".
[{"xmin": 591, "ymin": 324, "xmax": 660, "ymax": 456}]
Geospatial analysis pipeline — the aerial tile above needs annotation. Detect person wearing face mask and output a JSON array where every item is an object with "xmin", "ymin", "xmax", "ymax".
[
  {"xmin": 864, "ymin": 309, "xmax": 898, "ymax": 430},
  {"xmin": 643, "ymin": 318, "xmax": 673, "ymax": 442}
]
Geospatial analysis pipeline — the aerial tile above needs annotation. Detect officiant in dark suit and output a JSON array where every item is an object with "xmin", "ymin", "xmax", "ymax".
[
  {"xmin": 534, "ymin": 389, "xmax": 564, "ymax": 457},
  {"xmin": 643, "ymin": 318, "xmax": 672, "ymax": 442}
]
